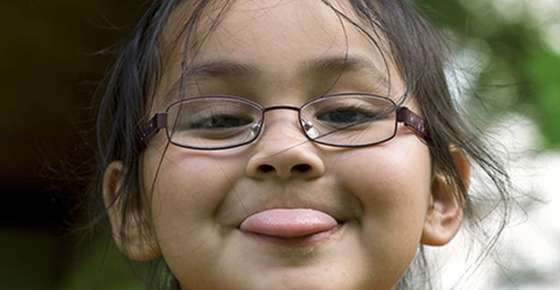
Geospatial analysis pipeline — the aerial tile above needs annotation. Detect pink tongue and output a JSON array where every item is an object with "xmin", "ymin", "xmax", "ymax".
[{"xmin": 240, "ymin": 208, "xmax": 338, "ymax": 238}]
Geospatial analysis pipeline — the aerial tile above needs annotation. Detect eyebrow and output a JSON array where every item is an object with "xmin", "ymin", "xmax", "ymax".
[
  {"xmin": 307, "ymin": 55, "xmax": 390, "ymax": 90},
  {"xmin": 184, "ymin": 59, "xmax": 257, "ymax": 78},
  {"xmin": 306, "ymin": 55, "xmax": 386, "ymax": 78}
]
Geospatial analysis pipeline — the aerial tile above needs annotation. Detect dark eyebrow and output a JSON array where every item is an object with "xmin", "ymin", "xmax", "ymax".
[
  {"xmin": 306, "ymin": 55, "xmax": 379, "ymax": 74},
  {"xmin": 305, "ymin": 55, "xmax": 390, "ymax": 89},
  {"xmin": 184, "ymin": 60, "xmax": 259, "ymax": 78}
]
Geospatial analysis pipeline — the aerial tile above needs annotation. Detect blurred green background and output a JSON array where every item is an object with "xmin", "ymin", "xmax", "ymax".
[{"xmin": 0, "ymin": 0, "xmax": 558, "ymax": 289}]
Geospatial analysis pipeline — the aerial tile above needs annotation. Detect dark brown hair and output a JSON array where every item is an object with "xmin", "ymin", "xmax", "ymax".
[{"xmin": 93, "ymin": 0, "xmax": 512, "ymax": 289}]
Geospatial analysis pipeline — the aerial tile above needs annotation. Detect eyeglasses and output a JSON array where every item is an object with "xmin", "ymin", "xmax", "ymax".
[{"xmin": 140, "ymin": 93, "xmax": 430, "ymax": 150}]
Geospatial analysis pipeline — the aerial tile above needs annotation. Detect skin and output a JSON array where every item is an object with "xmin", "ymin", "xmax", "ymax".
[{"xmin": 103, "ymin": 1, "xmax": 467, "ymax": 289}]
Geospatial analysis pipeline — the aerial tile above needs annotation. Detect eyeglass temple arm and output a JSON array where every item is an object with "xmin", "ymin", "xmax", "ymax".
[
  {"xmin": 396, "ymin": 107, "xmax": 431, "ymax": 142},
  {"xmin": 140, "ymin": 113, "xmax": 167, "ymax": 145}
]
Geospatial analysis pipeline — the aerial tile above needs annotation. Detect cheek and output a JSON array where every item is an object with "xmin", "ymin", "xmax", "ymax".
[
  {"xmin": 330, "ymin": 142, "xmax": 432, "ymax": 265},
  {"xmin": 333, "ymin": 143, "xmax": 432, "ymax": 207},
  {"xmin": 142, "ymin": 146, "xmax": 247, "ymax": 237}
]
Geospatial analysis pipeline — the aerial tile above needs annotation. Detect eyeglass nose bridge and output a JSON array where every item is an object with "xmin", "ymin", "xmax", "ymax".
[
  {"xmin": 262, "ymin": 105, "xmax": 300, "ymax": 113},
  {"xmin": 259, "ymin": 105, "xmax": 315, "ymax": 138},
  {"xmin": 242, "ymin": 105, "xmax": 320, "ymax": 146}
]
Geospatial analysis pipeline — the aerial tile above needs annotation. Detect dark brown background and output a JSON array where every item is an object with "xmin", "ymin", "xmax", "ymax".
[{"xmin": 1, "ymin": 1, "xmax": 144, "ymax": 288}]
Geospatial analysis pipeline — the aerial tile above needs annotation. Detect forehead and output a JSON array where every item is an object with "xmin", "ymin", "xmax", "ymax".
[
  {"xmin": 196, "ymin": 1, "xmax": 371, "ymax": 58},
  {"xmin": 155, "ymin": 0, "xmax": 404, "ymax": 106},
  {"xmin": 165, "ymin": 0, "xmax": 393, "ymax": 69}
]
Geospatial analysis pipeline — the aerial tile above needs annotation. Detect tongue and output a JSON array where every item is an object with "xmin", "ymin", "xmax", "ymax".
[{"xmin": 240, "ymin": 208, "xmax": 338, "ymax": 238}]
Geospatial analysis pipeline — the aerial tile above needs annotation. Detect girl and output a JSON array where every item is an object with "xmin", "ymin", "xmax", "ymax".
[{"xmin": 95, "ymin": 0, "xmax": 511, "ymax": 289}]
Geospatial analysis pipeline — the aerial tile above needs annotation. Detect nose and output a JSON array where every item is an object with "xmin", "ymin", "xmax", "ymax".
[{"xmin": 245, "ymin": 112, "xmax": 325, "ymax": 180}]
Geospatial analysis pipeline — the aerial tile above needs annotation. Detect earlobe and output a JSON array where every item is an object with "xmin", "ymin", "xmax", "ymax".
[
  {"xmin": 102, "ymin": 161, "xmax": 161, "ymax": 261},
  {"xmin": 421, "ymin": 147, "xmax": 470, "ymax": 246}
]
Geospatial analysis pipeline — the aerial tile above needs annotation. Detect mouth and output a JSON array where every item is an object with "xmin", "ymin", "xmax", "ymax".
[{"xmin": 238, "ymin": 208, "xmax": 347, "ymax": 247}]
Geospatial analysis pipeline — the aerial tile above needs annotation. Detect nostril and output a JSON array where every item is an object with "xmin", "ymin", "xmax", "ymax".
[
  {"xmin": 292, "ymin": 164, "xmax": 311, "ymax": 173},
  {"xmin": 258, "ymin": 164, "xmax": 275, "ymax": 173}
]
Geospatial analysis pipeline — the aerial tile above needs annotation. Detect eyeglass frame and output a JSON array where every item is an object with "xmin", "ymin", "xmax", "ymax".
[{"xmin": 139, "ymin": 93, "xmax": 431, "ymax": 150}]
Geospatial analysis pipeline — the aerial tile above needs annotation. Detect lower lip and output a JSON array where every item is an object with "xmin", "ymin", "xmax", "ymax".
[{"xmin": 240, "ymin": 223, "xmax": 346, "ymax": 247}]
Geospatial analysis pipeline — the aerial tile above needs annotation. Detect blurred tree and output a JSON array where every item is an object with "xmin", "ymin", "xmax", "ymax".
[{"xmin": 420, "ymin": 0, "xmax": 560, "ymax": 149}]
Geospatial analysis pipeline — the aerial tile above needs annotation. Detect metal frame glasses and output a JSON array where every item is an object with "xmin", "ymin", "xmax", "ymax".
[{"xmin": 140, "ymin": 93, "xmax": 430, "ymax": 150}]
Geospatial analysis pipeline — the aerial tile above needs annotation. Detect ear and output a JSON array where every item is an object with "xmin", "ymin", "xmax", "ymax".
[
  {"xmin": 102, "ymin": 161, "xmax": 161, "ymax": 261},
  {"xmin": 421, "ymin": 147, "xmax": 470, "ymax": 246}
]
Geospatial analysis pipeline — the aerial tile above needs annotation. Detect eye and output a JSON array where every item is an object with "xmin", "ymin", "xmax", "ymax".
[
  {"xmin": 189, "ymin": 114, "xmax": 254, "ymax": 130},
  {"xmin": 315, "ymin": 106, "xmax": 377, "ymax": 125},
  {"xmin": 166, "ymin": 98, "xmax": 262, "ymax": 143}
]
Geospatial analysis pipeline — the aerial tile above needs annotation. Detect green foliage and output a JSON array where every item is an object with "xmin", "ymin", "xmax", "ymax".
[
  {"xmin": 525, "ymin": 48, "xmax": 560, "ymax": 148},
  {"xmin": 421, "ymin": 0, "xmax": 560, "ymax": 149}
]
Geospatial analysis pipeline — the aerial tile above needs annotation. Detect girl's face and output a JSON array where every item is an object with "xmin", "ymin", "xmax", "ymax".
[{"xmin": 106, "ymin": 1, "xmax": 463, "ymax": 289}]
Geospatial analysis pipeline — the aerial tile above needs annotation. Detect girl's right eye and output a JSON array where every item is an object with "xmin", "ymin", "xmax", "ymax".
[{"xmin": 188, "ymin": 114, "xmax": 254, "ymax": 130}]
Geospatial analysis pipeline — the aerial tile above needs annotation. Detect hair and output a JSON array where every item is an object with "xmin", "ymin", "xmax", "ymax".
[{"xmin": 92, "ymin": 0, "xmax": 512, "ymax": 289}]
